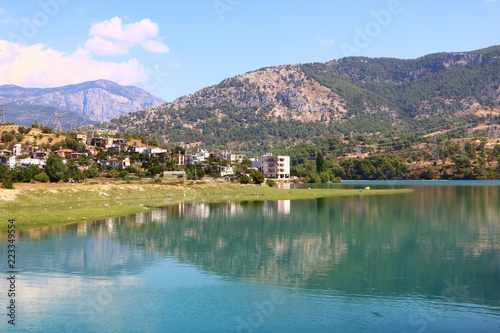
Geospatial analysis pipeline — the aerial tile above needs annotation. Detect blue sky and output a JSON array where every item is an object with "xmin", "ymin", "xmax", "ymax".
[{"xmin": 0, "ymin": 0, "xmax": 499, "ymax": 102}]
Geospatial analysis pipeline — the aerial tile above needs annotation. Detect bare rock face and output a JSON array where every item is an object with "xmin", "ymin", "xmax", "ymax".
[
  {"xmin": 170, "ymin": 64, "xmax": 348, "ymax": 123},
  {"xmin": 0, "ymin": 79, "xmax": 165, "ymax": 123},
  {"xmin": 443, "ymin": 53, "xmax": 483, "ymax": 68}
]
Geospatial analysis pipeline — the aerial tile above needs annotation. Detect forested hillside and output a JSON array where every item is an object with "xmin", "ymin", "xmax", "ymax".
[{"xmin": 95, "ymin": 46, "xmax": 500, "ymax": 152}]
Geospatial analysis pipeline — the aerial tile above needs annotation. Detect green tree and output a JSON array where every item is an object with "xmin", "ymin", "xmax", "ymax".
[
  {"xmin": 45, "ymin": 153, "xmax": 68, "ymax": 182},
  {"xmin": 241, "ymin": 157, "xmax": 252, "ymax": 168},
  {"xmin": 1, "ymin": 131, "xmax": 15, "ymax": 143},
  {"xmin": 250, "ymin": 170, "xmax": 265, "ymax": 184},
  {"xmin": 70, "ymin": 168, "xmax": 86, "ymax": 183},
  {"xmin": 84, "ymin": 165, "xmax": 99, "ymax": 178},
  {"xmin": 239, "ymin": 174, "xmax": 250, "ymax": 184},
  {"xmin": 419, "ymin": 167, "xmax": 436, "ymax": 180},
  {"xmin": 316, "ymin": 152, "xmax": 327, "ymax": 174}
]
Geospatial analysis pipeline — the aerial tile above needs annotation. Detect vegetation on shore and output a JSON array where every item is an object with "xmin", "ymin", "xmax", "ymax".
[{"xmin": 0, "ymin": 181, "xmax": 412, "ymax": 231}]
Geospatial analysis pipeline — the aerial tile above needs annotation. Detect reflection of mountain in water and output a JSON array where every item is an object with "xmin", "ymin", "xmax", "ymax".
[{"xmin": 10, "ymin": 185, "xmax": 500, "ymax": 305}]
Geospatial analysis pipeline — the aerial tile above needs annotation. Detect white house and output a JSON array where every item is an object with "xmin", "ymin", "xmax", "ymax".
[
  {"xmin": 217, "ymin": 166, "xmax": 234, "ymax": 177},
  {"xmin": 100, "ymin": 158, "xmax": 130, "ymax": 169},
  {"xmin": 261, "ymin": 153, "xmax": 290, "ymax": 179},
  {"xmin": 220, "ymin": 151, "xmax": 246, "ymax": 164},
  {"xmin": 0, "ymin": 155, "xmax": 16, "ymax": 168}
]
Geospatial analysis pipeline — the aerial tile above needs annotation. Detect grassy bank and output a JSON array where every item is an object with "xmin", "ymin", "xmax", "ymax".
[{"xmin": 0, "ymin": 181, "xmax": 412, "ymax": 231}]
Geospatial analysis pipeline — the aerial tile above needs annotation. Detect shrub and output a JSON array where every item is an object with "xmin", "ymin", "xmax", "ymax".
[
  {"xmin": 250, "ymin": 170, "xmax": 265, "ymax": 184},
  {"xmin": 1, "ymin": 131, "xmax": 15, "ymax": 143},
  {"xmin": 266, "ymin": 179, "xmax": 276, "ymax": 187},
  {"xmin": 239, "ymin": 174, "xmax": 250, "ymax": 184},
  {"xmin": 34, "ymin": 172, "xmax": 50, "ymax": 183},
  {"xmin": 1, "ymin": 176, "xmax": 14, "ymax": 189},
  {"xmin": 106, "ymin": 169, "xmax": 120, "ymax": 178}
]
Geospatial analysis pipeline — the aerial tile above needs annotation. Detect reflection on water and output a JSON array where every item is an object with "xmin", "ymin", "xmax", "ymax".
[{"xmin": 1, "ymin": 183, "xmax": 499, "ymax": 332}]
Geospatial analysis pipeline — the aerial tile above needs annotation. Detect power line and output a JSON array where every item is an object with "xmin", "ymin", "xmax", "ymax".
[
  {"xmin": 0, "ymin": 104, "xmax": 5, "ymax": 123},
  {"xmin": 54, "ymin": 112, "xmax": 62, "ymax": 134}
]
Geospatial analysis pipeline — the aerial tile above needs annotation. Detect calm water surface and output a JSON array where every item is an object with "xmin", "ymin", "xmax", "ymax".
[{"xmin": 1, "ymin": 181, "xmax": 499, "ymax": 332}]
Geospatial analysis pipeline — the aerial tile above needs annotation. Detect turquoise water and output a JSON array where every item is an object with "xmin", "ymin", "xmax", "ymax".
[{"xmin": 1, "ymin": 181, "xmax": 499, "ymax": 332}]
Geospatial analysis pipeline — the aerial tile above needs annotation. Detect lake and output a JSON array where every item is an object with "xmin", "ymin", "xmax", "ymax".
[{"xmin": 1, "ymin": 181, "xmax": 499, "ymax": 332}]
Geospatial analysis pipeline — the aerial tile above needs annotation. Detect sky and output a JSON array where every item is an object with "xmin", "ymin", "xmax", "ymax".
[{"xmin": 0, "ymin": 0, "xmax": 499, "ymax": 102}]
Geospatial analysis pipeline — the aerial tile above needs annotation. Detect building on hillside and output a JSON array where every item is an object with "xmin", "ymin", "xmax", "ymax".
[
  {"xmin": 250, "ymin": 158, "xmax": 260, "ymax": 169},
  {"xmin": 0, "ymin": 155, "xmax": 16, "ymax": 168},
  {"xmin": 87, "ymin": 147, "xmax": 99, "ymax": 156},
  {"xmin": 68, "ymin": 152, "xmax": 83, "ymax": 160},
  {"xmin": 220, "ymin": 151, "xmax": 246, "ymax": 164},
  {"xmin": 177, "ymin": 154, "xmax": 188, "ymax": 166},
  {"xmin": 33, "ymin": 151, "xmax": 48, "ymax": 159},
  {"xmin": 13, "ymin": 144, "xmax": 38, "ymax": 156},
  {"xmin": 131, "ymin": 146, "xmax": 148, "ymax": 154},
  {"xmin": 16, "ymin": 157, "xmax": 41, "ymax": 167},
  {"xmin": 145, "ymin": 147, "xmax": 168, "ymax": 157},
  {"xmin": 261, "ymin": 153, "xmax": 290, "ymax": 179},
  {"xmin": 217, "ymin": 166, "xmax": 234, "ymax": 177},
  {"xmin": 54, "ymin": 149, "xmax": 74, "ymax": 158},
  {"xmin": 92, "ymin": 137, "xmax": 114, "ymax": 149},
  {"xmin": 99, "ymin": 158, "xmax": 130, "ymax": 169},
  {"xmin": 191, "ymin": 149, "xmax": 210, "ymax": 163},
  {"xmin": 70, "ymin": 133, "xmax": 87, "ymax": 141}
]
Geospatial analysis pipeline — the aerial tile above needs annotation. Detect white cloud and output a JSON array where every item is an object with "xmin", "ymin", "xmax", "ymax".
[
  {"xmin": 141, "ymin": 39, "xmax": 170, "ymax": 53},
  {"xmin": 320, "ymin": 39, "xmax": 335, "ymax": 45},
  {"xmin": 84, "ymin": 17, "xmax": 169, "ymax": 55},
  {"xmin": 316, "ymin": 35, "xmax": 335, "ymax": 46},
  {"xmin": 0, "ymin": 7, "xmax": 27, "ymax": 26},
  {"xmin": 0, "ymin": 40, "xmax": 149, "ymax": 88}
]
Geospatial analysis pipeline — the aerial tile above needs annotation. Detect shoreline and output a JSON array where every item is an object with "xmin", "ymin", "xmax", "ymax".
[{"xmin": 0, "ymin": 181, "xmax": 412, "ymax": 231}]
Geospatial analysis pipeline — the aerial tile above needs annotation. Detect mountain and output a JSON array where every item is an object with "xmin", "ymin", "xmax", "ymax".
[
  {"xmin": 0, "ymin": 79, "xmax": 165, "ymax": 128},
  {"xmin": 2, "ymin": 102, "xmax": 92, "ymax": 129},
  {"xmin": 99, "ymin": 46, "xmax": 500, "ymax": 151}
]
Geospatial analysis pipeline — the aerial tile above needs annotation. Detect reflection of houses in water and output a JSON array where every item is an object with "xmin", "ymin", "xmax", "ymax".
[
  {"xmin": 135, "ymin": 212, "xmax": 148, "ymax": 225},
  {"xmin": 77, "ymin": 223, "xmax": 88, "ymax": 237},
  {"xmin": 151, "ymin": 209, "xmax": 168, "ymax": 223},
  {"xmin": 262, "ymin": 200, "xmax": 291, "ymax": 216},
  {"xmin": 277, "ymin": 200, "xmax": 290, "ymax": 216},
  {"xmin": 178, "ymin": 203, "xmax": 210, "ymax": 220},
  {"xmin": 229, "ymin": 201, "xmax": 244, "ymax": 218},
  {"xmin": 106, "ymin": 218, "xmax": 114, "ymax": 231}
]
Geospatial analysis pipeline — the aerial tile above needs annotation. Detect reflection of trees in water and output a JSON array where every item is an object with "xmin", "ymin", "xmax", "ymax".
[
  {"xmin": 8, "ymin": 186, "xmax": 499, "ymax": 303},
  {"xmin": 109, "ymin": 187, "xmax": 499, "ymax": 302}
]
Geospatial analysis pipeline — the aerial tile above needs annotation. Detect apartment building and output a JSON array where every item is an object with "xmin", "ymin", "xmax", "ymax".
[{"xmin": 261, "ymin": 153, "xmax": 290, "ymax": 179}]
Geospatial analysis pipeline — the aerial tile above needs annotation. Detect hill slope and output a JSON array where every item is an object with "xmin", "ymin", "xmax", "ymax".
[
  {"xmin": 0, "ymin": 79, "xmax": 165, "ymax": 127},
  {"xmin": 100, "ymin": 46, "xmax": 500, "ymax": 150}
]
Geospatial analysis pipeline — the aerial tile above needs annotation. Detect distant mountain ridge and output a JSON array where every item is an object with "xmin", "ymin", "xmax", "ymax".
[{"xmin": 0, "ymin": 79, "xmax": 165, "ymax": 128}]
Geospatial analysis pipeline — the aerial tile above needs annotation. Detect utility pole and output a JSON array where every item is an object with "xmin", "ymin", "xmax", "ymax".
[
  {"xmin": 488, "ymin": 112, "xmax": 498, "ymax": 139},
  {"xmin": 434, "ymin": 136, "xmax": 439, "ymax": 163},
  {"xmin": 54, "ymin": 112, "xmax": 62, "ymax": 134},
  {"xmin": 460, "ymin": 141, "xmax": 465, "ymax": 158},
  {"xmin": 466, "ymin": 123, "xmax": 472, "ymax": 138},
  {"xmin": 0, "ymin": 104, "xmax": 5, "ymax": 123}
]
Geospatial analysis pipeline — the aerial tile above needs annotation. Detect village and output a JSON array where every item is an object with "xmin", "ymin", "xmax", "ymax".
[{"xmin": 0, "ymin": 126, "xmax": 291, "ymax": 183}]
